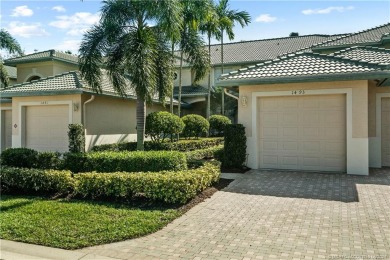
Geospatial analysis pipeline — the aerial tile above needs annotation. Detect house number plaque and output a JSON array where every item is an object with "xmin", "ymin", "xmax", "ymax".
[
  {"xmin": 291, "ymin": 90, "xmax": 305, "ymax": 95},
  {"xmin": 41, "ymin": 101, "xmax": 49, "ymax": 105}
]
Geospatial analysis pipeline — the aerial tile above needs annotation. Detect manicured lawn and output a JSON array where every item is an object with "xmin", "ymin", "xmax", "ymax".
[{"xmin": 0, "ymin": 195, "xmax": 180, "ymax": 249}]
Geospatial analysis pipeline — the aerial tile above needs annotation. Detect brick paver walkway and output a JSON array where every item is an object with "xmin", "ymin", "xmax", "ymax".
[{"xmin": 79, "ymin": 169, "xmax": 390, "ymax": 260}]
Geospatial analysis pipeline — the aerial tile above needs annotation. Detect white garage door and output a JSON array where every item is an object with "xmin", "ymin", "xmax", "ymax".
[
  {"xmin": 25, "ymin": 105, "xmax": 69, "ymax": 152},
  {"xmin": 259, "ymin": 94, "xmax": 346, "ymax": 172},
  {"xmin": 1, "ymin": 110, "xmax": 12, "ymax": 151},
  {"xmin": 382, "ymin": 98, "xmax": 390, "ymax": 167}
]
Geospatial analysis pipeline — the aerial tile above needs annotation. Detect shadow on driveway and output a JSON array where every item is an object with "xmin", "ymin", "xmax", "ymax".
[{"xmin": 223, "ymin": 168, "xmax": 390, "ymax": 203}]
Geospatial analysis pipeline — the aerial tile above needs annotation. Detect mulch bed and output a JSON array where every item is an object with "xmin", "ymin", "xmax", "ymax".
[
  {"xmin": 221, "ymin": 166, "xmax": 251, "ymax": 173},
  {"xmin": 179, "ymin": 178, "xmax": 233, "ymax": 213}
]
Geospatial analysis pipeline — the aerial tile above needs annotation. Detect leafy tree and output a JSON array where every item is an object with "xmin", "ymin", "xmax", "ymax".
[
  {"xmin": 146, "ymin": 111, "xmax": 184, "ymax": 142},
  {"xmin": 0, "ymin": 29, "xmax": 23, "ymax": 88},
  {"xmin": 176, "ymin": 0, "xmax": 211, "ymax": 116},
  {"xmin": 79, "ymin": 0, "xmax": 181, "ymax": 150},
  {"xmin": 215, "ymin": 0, "xmax": 250, "ymax": 114}
]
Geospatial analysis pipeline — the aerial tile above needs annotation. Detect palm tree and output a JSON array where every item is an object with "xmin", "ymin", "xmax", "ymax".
[
  {"xmin": 200, "ymin": 7, "xmax": 220, "ymax": 119},
  {"xmin": 0, "ymin": 29, "xmax": 23, "ymax": 88},
  {"xmin": 79, "ymin": 0, "xmax": 181, "ymax": 150},
  {"xmin": 215, "ymin": 0, "xmax": 250, "ymax": 114},
  {"xmin": 176, "ymin": 0, "xmax": 211, "ymax": 117}
]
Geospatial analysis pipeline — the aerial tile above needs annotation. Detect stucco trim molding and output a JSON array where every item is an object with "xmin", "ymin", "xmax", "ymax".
[
  {"xmin": 14, "ymin": 100, "xmax": 73, "ymax": 148},
  {"xmin": 374, "ymin": 93, "xmax": 390, "ymax": 167},
  {"xmin": 250, "ymin": 88, "xmax": 369, "ymax": 175}
]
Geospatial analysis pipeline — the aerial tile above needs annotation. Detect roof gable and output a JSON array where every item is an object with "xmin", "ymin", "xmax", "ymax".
[
  {"xmin": 332, "ymin": 46, "xmax": 390, "ymax": 65},
  {"xmin": 4, "ymin": 50, "xmax": 79, "ymax": 66}
]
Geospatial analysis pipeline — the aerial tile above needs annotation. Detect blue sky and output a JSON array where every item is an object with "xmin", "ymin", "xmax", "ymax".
[{"xmin": 1, "ymin": 0, "xmax": 389, "ymax": 55}]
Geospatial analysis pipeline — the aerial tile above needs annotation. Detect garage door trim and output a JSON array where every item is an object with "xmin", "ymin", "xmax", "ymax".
[
  {"xmin": 376, "ymin": 93, "xmax": 390, "ymax": 167},
  {"xmin": 17, "ymin": 101, "xmax": 73, "ymax": 148},
  {"xmin": 249, "ymin": 88, "xmax": 367, "ymax": 175}
]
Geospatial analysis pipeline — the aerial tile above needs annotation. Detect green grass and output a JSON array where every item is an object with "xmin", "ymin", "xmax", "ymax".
[{"xmin": 0, "ymin": 195, "xmax": 181, "ymax": 249}]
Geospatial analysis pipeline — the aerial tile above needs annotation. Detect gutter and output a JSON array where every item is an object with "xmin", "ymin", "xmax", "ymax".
[
  {"xmin": 224, "ymin": 88, "xmax": 239, "ymax": 100},
  {"xmin": 83, "ymin": 95, "xmax": 95, "ymax": 136}
]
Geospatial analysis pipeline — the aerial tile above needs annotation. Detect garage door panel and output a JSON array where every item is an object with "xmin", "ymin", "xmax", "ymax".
[
  {"xmin": 382, "ymin": 98, "xmax": 390, "ymax": 166},
  {"xmin": 259, "ymin": 95, "xmax": 346, "ymax": 172},
  {"xmin": 25, "ymin": 105, "xmax": 69, "ymax": 152}
]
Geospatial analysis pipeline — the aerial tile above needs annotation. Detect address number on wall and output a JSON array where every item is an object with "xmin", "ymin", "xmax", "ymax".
[
  {"xmin": 40, "ymin": 101, "xmax": 49, "ymax": 105},
  {"xmin": 291, "ymin": 90, "xmax": 305, "ymax": 95}
]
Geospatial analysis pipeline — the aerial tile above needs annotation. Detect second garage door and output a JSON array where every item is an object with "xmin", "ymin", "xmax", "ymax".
[
  {"xmin": 258, "ymin": 94, "xmax": 346, "ymax": 172},
  {"xmin": 25, "ymin": 105, "xmax": 69, "ymax": 152},
  {"xmin": 382, "ymin": 98, "xmax": 390, "ymax": 167}
]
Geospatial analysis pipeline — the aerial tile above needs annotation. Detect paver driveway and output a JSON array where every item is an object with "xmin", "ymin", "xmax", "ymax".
[{"xmin": 79, "ymin": 169, "xmax": 390, "ymax": 260}]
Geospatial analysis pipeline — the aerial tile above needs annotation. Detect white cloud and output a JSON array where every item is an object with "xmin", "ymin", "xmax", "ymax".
[
  {"xmin": 6, "ymin": 21, "xmax": 49, "ymax": 38},
  {"xmin": 52, "ymin": 6, "xmax": 66, "ymax": 13},
  {"xmin": 302, "ymin": 6, "xmax": 354, "ymax": 15},
  {"xmin": 49, "ymin": 12, "xmax": 100, "ymax": 36},
  {"xmin": 255, "ymin": 14, "xmax": 277, "ymax": 23},
  {"xmin": 55, "ymin": 39, "xmax": 81, "ymax": 54},
  {"xmin": 11, "ymin": 5, "xmax": 33, "ymax": 17}
]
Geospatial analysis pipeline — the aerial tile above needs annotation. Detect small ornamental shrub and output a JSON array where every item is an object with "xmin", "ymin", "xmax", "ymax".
[
  {"xmin": 209, "ymin": 115, "xmax": 231, "ymax": 136},
  {"xmin": 1, "ymin": 148, "xmax": 38, "ymax": 168},
  {"xmin": 0, "ymin": 167, "xmax": 75, "ymax": 195},
  {"xmin": 185, "ymin": 145, "xmax": 223, "ymax": 161},
  {"xmin": 68, "ymin": 124, "xmax": 85, "ymax": 153},
  {"xmin": 36, "ymin": 152, "xmax": 62, "ymax": 170},
  {"xmin": 74, "ymin": 162, "xmax": 220, "ymax": 203},
  {"xmin": 146, "ymin": 111, "xmax": 184, "ymax": 142},
  {"xmin": 91, "ymin": 138, "xmax": 223, "ymax": 152},
  {"xmin": 223, "ymin": 124, "xmax": 247, "ymax": 168},
  {"xmin": 181, "ymin": 114, "xmax": 209, "ymax": 139},
  {"xmin": 63, "ymin": 151, "xmax": 187, "ymax": 173}
]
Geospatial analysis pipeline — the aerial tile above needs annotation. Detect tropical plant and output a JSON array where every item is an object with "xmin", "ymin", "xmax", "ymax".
[
  {"xmin": 176, "ymin": 0, "xmax": 211, "ymax": 116},
  {"xmin": 79, "ymin": 0, "xmax": 181, "ymax": 150},
  {"xmin": 0, "ymin": 29, "xmax": 23, "ymax": 88},
  {"xmin": 215, "ymin": 0, "xmax": 250, "ymax": 114}
]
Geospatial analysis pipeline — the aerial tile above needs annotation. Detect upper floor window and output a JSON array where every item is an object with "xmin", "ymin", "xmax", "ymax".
[{"xmin": 27, "ymin": 75, "xmax": 41, "ymax": 82}]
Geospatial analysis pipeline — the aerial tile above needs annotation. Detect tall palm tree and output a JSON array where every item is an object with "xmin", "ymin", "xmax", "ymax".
[
  {"xmin": 200, "ymin": 7, "xmax": 220, "ymax": 119},
  {"xmin": 215, "ymin": 0, "xmax": 250, "ymax": 114},
  {"xmin": 176, "ymin": 0, "xmax": 210, "ymax": 117},
  {"xmin": 79, "ymin": 0, "xmax": 181, "ymax": 150},
  {"xmin": 0, "ymin": 29, "xmax": 23, "ymax": 88}
]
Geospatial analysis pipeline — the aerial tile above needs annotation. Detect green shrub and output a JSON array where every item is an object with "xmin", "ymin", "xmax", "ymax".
[
  {"xmin": 36, "ymin": 152, "xmax": 62, "ymax": 169},
  {"xmin": 185, "ymin": 145, "xmax": 224, "ymax": 161},
  {"xmin": 1, "ymin": 148, "xmax": 38, "ymax": 168},
  {"xmin": 181, "ymin": 114, "xmax": 209, "ymax": 139},
  {"xmin": 68, "ymin": 124, "xmax": 85, "ymax": 153},
  {"xmin": 0, "ymin": 167, "xmax": 75, "ymax": 195},
  {"xmin": 209, "ymin": 115, "xmax": 231, "ymax": 136},
  {"xmin": 223, "ymin": 124, "xmax": 247, "ymax": 168},
  {"xmin": 63, "ymin": 151, "xmax": 187, "ymax": 173},
  {"xmin": 74, "ymin": 163, "xmax": 220, "ymax": 203},
  {"xmin": 146, "ymin": 111, "xmax": 184, "ymax": 142},
  {"xmin": 91, "ymin": 138, "xmax": 223, "ymax": 152}
]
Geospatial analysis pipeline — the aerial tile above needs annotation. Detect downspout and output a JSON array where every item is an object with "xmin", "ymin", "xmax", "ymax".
[
  {"xmin": 224, "ymin": 88, "xmax": 239, "ymax": 100},
  {"xmin": 83, "ymin": 95, "xmax": 95, "ymax": 150}
]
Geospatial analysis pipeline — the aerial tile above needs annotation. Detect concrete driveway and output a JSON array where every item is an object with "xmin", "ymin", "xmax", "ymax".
[{"xmin": 79, "ymin": 169, "xmax": 390, "ymax": 260}]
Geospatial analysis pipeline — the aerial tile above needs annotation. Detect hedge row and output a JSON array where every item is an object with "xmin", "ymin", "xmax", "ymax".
[
  {"xmin": 0, "ymin": 148, "xmax": 62, "ymax": 169},
  {"xmin": 63, "ymin": 151, "xmax": 187, "ymax": 173},
  {"xmin": 0, "ymin": 163, "xmax": 220, "ymax": 204},
  {"xmin": 185, "ymin": 145, "xmax": 224, "ymax": 161},
  {"xmin": 91, "ymin": 138, "xmax": 224, "ymax": 152}
]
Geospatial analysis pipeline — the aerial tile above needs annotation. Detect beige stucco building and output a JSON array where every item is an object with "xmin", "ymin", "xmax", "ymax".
[{"xmin": 217, "ymin": 24, "xmax": 390, "ymax": 175}]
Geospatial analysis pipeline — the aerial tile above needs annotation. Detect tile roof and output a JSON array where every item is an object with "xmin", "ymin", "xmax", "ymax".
[
  {"xmin": 175, "ymin": 34, "xmax": 345, "ymax": 66},
  {"xmin": 218, "ymin": 51, "xmax": 389, "ymax": 84},
  {"xmin": 0, "ymin": 71, "xmax": 179, "ymax": 104},
  {"xmin": 173, "ymin": 85, "xmax": 209, "ymax": 96},
  {"xmin": 332, "ymin": 46, "xmax": 390, "ymax": 65},
  {"xmin": 314, "ymin": 23, "xmax": 390, "ymax": 48},
  {"xmin": 4, "ymin": 49, "xmax": 78, "ymax": 66}
]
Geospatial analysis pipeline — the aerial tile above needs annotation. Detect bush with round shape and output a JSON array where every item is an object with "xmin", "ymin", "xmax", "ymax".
[
  {"xmin": 146, "ymin": 111, "xmax": 184, "ymax": 142},
  {"xmin": 208, "ymin": 115, "xmax": 231, "ymax": 136},
  {"xmin": 1, "ymin": 148, "xmax": 38, "ymax": 168},
  {"xmin": 181, "ymin": 114, "xmax": 209, "ymax": 139}
]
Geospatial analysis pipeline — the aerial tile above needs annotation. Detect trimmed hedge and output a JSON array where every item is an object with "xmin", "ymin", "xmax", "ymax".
[
  {"xmin": 0, "ymin": 167, "xmax": 74, "ymax": 195},
  {"xmin": 181, "ymin": 114, "xmax": 209, "ymax": 139},
  {"xmin": 91, "ymin": 138, "xmax": 223, "ymax": 152},
  {"xmin": 209, "ymin": 115, "xmax": 231, "ymax": 136},
  {"xmin": 74, "ymin": 163, "xmax": 220, "ymax": 203},
  {"xmin": 1, "ymin": 148, "xmax": 38, "ymax": 168},
  {"xmin": 63, "ymin": 151, "xmax": 187, "ymax": 173},
  {"xmin": 223, "ymin": 124, "xmax": 247, "ymax": 168},
  {"xmin": 68, "ymin": 124, "xmax": 85, "ymax": 153},
  {"xmin": 146, "ymin": 111, "xmax": 184, "ymax": 142},
  {"xmin": 185, "ymin": 145, "xmax": 224, "ymax": 161}
]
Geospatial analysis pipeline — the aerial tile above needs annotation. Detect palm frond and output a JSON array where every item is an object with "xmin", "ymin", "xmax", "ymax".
[
  {"xmin": 0, "ymin": 63, "xmax": 10, "ymax": 88},
  {"xmin": 0, "ymin": 29, "xmax": 23, "ymax": 56}
]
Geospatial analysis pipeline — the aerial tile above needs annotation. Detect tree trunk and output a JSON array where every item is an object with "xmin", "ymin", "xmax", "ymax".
[
  {"xmin": 170, "ymin": 42, "xmax": 175, "ymax": 114},
  {"xmin": 207, "ymin": 34, "xmax": 211, "ymax": 119},
  {"xmin": 136, "ymin": 97, "xmax": 146, "ymax": 151},
  {"xmin": 178, "ymin": 51, "xmax": 183, "ymax": 117},
  {"xmin": 221, "ymin": 30, "xmax": 225, "ymax": 115}
]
